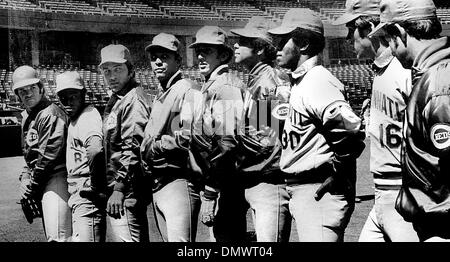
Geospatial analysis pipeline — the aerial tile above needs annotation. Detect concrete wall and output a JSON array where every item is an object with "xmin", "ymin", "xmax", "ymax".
[
  {"xmin": 2, "ymin": 9, "xmax": 450, "ymax": 67},
  {"xmin": 4, "ymin": 9, "xmax": 431, "ymax": 38}
]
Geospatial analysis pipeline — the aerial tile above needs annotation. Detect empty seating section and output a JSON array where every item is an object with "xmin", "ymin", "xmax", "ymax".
[
  {"xmin": 258, "ymin": 0, "xmax": 309, "ymax": 21},
  {"xmin": 0, "ymin": 0, "xmax": 448, "ymax": 23},
  {"xmin": 125, "ymin": 3, "xmax": 168, "ymax": 18},
  {"xmin": 0, "ymin": 1, "xmax": 9, "ymax": 9},
  {"xmin": 320, "ymin": 8, "xmax": 345, "ymax": 22},
  {"xmin": 150, "ymin": 0, "xmax": 224, "ymax": 20},
  {"xmin": 39, "ymin": 0, "xmax": 104, "ymax": 15},
  {"xmin": 1, "ymin": 0, "xmax": 43, "ymax": 11},
  {"xmin": 97, "ymin": 2, "xmax": 140, "ymax": 17},
  {"xmin": 328, "ymin": 63, "xmax": 373, "ymax": 114},
  {"xmin": 307, "ymin": 0, "xmax": 345, "ymax": 9},
  {"xmin": 437, "ymin": 8, "xmax": 450, "ymax": 24},
  {"xmin": 0, "ymin": 63, "xmax": 373, "ymax": 114},
  {"xmin": 205, "ymin": 0, "xmax": 271, "ymax": 21}
]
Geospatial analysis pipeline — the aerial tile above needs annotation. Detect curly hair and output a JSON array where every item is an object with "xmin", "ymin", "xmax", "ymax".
[
  {"xmin": 290, "ymin": 28, "xmax": 325, "ymax": 57},
  {"xmin": 251, "ymin": 38, "xmax": 277, "ymax": 65}
]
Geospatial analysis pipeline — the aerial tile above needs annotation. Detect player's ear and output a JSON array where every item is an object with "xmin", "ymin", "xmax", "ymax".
[{"xmin": 394, "ymin": 23, "xmax": 408, "ymax": 46}]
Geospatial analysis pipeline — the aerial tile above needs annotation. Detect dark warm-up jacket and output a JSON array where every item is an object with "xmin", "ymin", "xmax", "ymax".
[
  {"xmin": 236, "ymin": 62, "xmax": 291, "ymax": 185},
  {"xmin": 103, "ymin": 79, "xmax": 151, "ymax": 201},
  {"xmin": 20, "ymin": 96, "xmax": 68, "ymax": 198},
  {"xmin": 401, "ymin": 37, "xmax": 450, "ymax": 219}
]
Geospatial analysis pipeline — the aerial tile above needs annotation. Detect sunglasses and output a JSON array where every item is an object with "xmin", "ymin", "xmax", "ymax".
[{"xmin": 194, "ymin": 47, "xmax": 216, "ymax": 56}]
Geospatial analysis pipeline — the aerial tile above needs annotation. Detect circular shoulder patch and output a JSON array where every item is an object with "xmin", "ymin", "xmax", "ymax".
[
  {"xmin": 430, "ymin": 124, "xmax": 450, "ymax": 150},
  {"xmin": 272, "ymin": 103, "xmax": 290, "ymax": 120},
  {"xmin": 25, "ymin": 128, "xmax": 39, "ymax": 147}
]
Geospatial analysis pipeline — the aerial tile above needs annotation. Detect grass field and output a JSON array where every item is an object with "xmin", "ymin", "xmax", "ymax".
[{"xmin": 0, "ymin": 138, "xmax": 373, "ymax": 242}]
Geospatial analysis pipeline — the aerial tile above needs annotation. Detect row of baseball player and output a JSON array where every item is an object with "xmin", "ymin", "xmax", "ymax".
[{"xmin": 13, "ymin": 0, "xmax": 450, "ymax": 242}]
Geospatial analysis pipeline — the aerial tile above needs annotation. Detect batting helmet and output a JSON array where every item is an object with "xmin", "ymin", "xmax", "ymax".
[{"xmin": 12, "ymin": 66, "xmax": 40, "ymax": 92}]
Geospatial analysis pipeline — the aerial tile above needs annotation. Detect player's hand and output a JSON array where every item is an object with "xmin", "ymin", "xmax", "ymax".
[
  {"xmin": 314, "ymin": 175, "xmax": 354, "ymax": 201},
  {"xmin": 107, "ymin": 190, "xmax": 125, "ymax": 219},
  {"xmin": 200, "ymin": 192, "xmax": 218, "ymax": 227},
  {"xmin": 19, "ymin": 178, "xmax": 33, "ymax": 199},
  {"xmin": 161, "ymin": 135, "xmax": 177, "ymax": 150},
  {"xmin": 314, "ymin": 176, "xmax": 336, "ymax": 201}
]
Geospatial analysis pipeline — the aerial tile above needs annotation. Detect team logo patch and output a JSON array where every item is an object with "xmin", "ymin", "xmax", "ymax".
[
  {"xmin": 106, "ymin": 112, "xmax": 117, "ymax": 130},
  {"xmin": 430, "ymin": 124, "xmax": 450, "ymax": 150},
  {"xmin": 272, "ymin": 103, "xmax": 290, "ymax": 120},
  {"xmin": 25, "ymin": 128, "xmax": 38, "ymax": 147}
]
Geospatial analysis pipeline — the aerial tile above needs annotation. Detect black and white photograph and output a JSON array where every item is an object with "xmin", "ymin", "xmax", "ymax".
[{"xmin": 1, "ymin": 0, "xmax": 450, "ymax": 254}]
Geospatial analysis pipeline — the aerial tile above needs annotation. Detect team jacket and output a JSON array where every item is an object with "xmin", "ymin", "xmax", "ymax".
[
  {"xmin": 280, "ymin": 56, "xmax": 365, "ymax": 180},
  {"xmin": 401, "ymin": 37, "xmax": 450, "ymax": 216},
  {"xmin": 20, "ymin": 96, "xmax": 68, "ymax": 196},
  {"xmin": 189, "ymin": 65, "xmax": 245, "ymax": 191},
  {"xmin": 140, "ymin": 71, "xmax": 202, "ymax": 191},
  {"xmin": 368, "ymin": 50, "xmax": 411, "ymax": 190},
  {"xmin": 103, "ymin": 79, "xmax": 151, "ymax": 199},
  {"xmin": 236, "ymin": 62, "xmax": 291, "ymax": 182}
]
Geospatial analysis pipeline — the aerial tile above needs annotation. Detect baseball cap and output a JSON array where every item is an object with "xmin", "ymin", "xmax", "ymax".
[
  {"xmin": 333, "ymin": 0, "xmax": 381, "ymax": 25},
  {"xmin": 189, "ymin": 26, "xmax": 231, "ymax": 48},
  {"xmin": 145, "ymin": 33, "xmax": 181, "ymax": 55},
  {"xmin": 268, "ymin": 8, "xmax": 324, "ymax": 35},
  {"xmin": 12, "ymin": 65, "xmax": 40, "ymax": 92},
  {"xmin": 368, "ymin": 0, "xmax": 437, "ymax": 37},
  {"xmin": 230, "ymin": 16, "xmax": 278, "ymax": 44},
  {"xmin": 55, "ymin": 71, "xmax": 85, "ymax": 94},
  {"xmin": 99, "ymin": 44, "xmax": 132, "ymax": 67}
]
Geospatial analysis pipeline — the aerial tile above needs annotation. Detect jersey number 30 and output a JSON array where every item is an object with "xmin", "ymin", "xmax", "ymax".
[{"xmin": 281, "ymin": 130, "xmax": 300, "ymax": 150}]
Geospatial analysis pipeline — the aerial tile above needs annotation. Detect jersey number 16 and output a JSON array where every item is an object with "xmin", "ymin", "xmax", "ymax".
[{"xmin": 379, "ymin": 123, "xmax": 401, "ymax": 148}]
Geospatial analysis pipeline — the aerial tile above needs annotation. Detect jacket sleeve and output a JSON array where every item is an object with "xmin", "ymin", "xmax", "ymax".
[
  {"xmin": 142, "ymin": 87, "xmax": 202, "ymax": 170},
  {"xmin": 320, "ymin": 101, "xmax": 366, "ymax": 177},
  {"xmin": 174, "ymin": 88, "xmax": 203, "ymax": 150},
  {"xmin": 111, "ymin": 98, "xmax": 149, "ymax": 192},
  {"xmin": 425, "ymin": 65, "xmax": 450, "ymax": 173},
  {"xmin": 31, "ymin": 111, "xmax": 67, "ymax": 187},
  {"xmin": 206, "ymin": 84, "xmax": 244, "ymax": 191},
  {"xmin": 238, "ymin": 76, "xmax": 286, "ymax": 166}
]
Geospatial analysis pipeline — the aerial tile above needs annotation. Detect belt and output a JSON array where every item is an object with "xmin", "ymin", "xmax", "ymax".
[
  {"xmin": 284, "ymin": 163, "xmax": 334, "ymax": 186},
  {"xmin": 151, "ymin": 167, "xmax": 189, "ymax": 192}
]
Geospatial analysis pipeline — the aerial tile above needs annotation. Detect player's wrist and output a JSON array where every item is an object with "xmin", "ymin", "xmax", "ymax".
[
  {"xmin": 113, "ymin": 180, "xmax": 126, "ymax": 192},
  {"xmin": 203, "ymin": 187, "xmax": 219, "ymax": 200}
]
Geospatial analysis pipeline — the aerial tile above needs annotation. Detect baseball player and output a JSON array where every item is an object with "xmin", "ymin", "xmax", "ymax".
[
  {"xmin": 372, "ymin": 0, "xmax": 450, "ymax": 241},
  {"xmin": 13, "ymin": 65, "xmax": 72, "ymax": 242},
  {"xmin": 269, "ymin": 8, "xmax": 366, "ymax": 242},
  {"xmin": 333, "ymin": 0, "xmax": 418, "ymax": 242},
  {"xmin": 55, "ymin": 71, "xmax": 106, "ymax": 242},
  {"xmin": 99, "ymin": 44, "xmax": 151, "ymax": 242},
  {"xmin": 140, "ymin": 33, "xmax": 203, "ymax": 242},
  {"xmin": 188, "ymin": 26, "xmax": 247, "ymax": 242},
  {"xmin": 230, "ymin": 16, "xmax": 292, "ymax": 242}
]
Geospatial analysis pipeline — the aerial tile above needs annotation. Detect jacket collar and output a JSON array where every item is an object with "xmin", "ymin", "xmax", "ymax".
[
  {"xmin": 248, "ymin": 62, "xmax": 270, "ymax": 84},
  {"xmin": 23, "ymin": 95, "xmax": 52, "ymax": 128},
  {"xmin": 164, "ymin": 70, "xmax": 183, "ymax": 91},
  {"xmin": 201, "ymin": 64, "xmax": 229, "ymax": 93},
  {"xmin": 412, "ymin": 37, "xmax": 450, "ymax": 80},
  {"xmin": 291, "ymin": 56, "xmax": 319, "ymax": 81},
  {"xmin": 156, "ymin": 70, "xmax": 183, "ymax": 101},
  {"xmin": 115, "ymin": 78, "xmax": 138, "ymax": 98},
  {"xmin": 372, "ymin": 48, "xmax": 394, "ymax": 73},
  {"xmin": 248, "ymin": 62, "xmax": 269, "ymax": 77},
  {"xmin": 27, "ymin": 95, "xmax": 51, "ymax": 115},
  {"xmin": 207, "ymin": 64, "xmax": 229, "ymax": 82}
]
